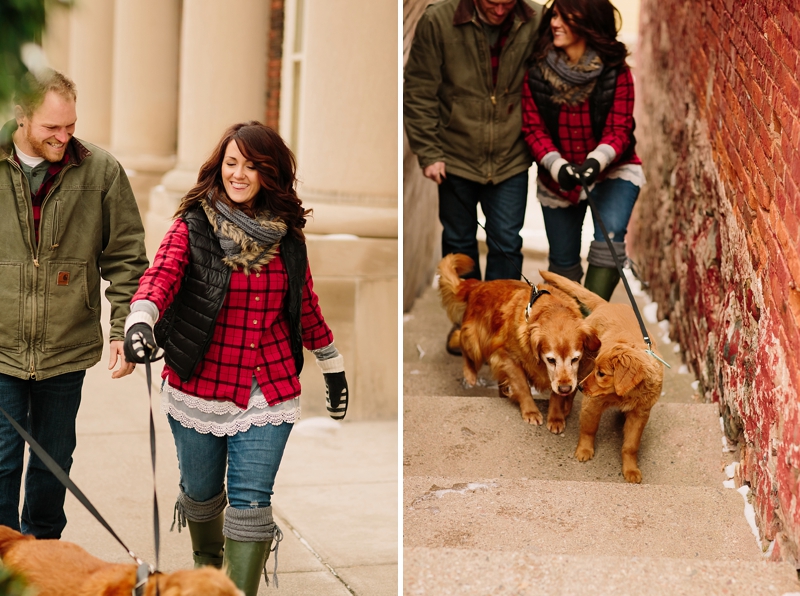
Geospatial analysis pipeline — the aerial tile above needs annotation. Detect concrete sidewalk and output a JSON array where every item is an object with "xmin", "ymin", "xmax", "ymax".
[{"xmin": 58, "ymin": 340, "xmax": 398, "ymax": 595}]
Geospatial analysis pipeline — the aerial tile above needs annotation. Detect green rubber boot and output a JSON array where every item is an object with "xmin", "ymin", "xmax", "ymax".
[
  {"xmin": 583, "ymin": 265, "xmax": 620, "ymax": 301},
  {"xmin": 223, "ymin": 538, "xmax": 271, "ymax": 596},
  {"xmin": 187, "ymin": 514, "xmax": 225, "ymax": 568}
]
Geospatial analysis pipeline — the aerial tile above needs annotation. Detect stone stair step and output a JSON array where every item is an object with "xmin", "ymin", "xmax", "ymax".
[
  {"xmin": 404, "ymin": 476, "xmax": 763, "ymax": 561},
  {"xmin": 404, "ymin": 547, "xmax": 800, "ymax": 596},
  {"xmin": 404, "ymin": 395, "xmax": 728, "ymax": 487}
]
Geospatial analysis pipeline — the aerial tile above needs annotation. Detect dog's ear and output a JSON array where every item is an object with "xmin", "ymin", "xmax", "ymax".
[
  {"xmin": 527, "ymin": 323, "xmax": 543, "ymax": 364},
  {"xmin": 580, "ymin": 323, "xmax": 601, "ymax": 354},
  {"xmin": 611, "ymin": 346, "xmax": 646, "ymax": 396}
]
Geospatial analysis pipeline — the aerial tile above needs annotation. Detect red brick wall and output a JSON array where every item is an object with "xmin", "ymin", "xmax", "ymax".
[{"xmin": 632, "ymin": 0, "xmax": 800, "ymax": 561}]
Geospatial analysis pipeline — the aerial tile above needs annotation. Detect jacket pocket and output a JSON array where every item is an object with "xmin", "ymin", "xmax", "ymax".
[
  {"xmin": 0, "ymin": 263, "xmax": 24, "ymax": 352},
  {"xmin": 440, "ymin": 97, "xmax": 485, "ymax": 165},
  {"xmin": 42, "ymin": 260, "xmax": 101, "ymax": 352}
]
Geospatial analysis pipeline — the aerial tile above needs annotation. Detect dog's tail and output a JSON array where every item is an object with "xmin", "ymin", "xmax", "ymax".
[
  {"xmin": 436, "ymin": 253, "xmax": 476, "ymax": 325},
  {"xmin": 539, "ymin": 270, "xmax": 608, "ymax": 312},
  {"xmin": 0, "ymin": 525, "xmax": 28, "ymax": 556}
]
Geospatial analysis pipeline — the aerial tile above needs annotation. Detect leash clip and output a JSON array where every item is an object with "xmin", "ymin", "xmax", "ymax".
[{"xmin": 645, "ymin": 349, "xmax": 671, "ymax": 369}]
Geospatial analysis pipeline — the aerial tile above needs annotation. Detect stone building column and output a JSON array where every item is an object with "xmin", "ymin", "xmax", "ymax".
[
  {"xmin": 147, "ymin": 0, "xmax": 269, "ymax": 258},
  {"xmin": 109, "ymin": 0, "xmax": 181, "ymax": 215},
  {"xmin": 63, "ymin": 0, "xmax": 115, "ymax": 147},
  {"xmin": 281, "ymin": 0, "xmax": 398, "ymax": 419}
]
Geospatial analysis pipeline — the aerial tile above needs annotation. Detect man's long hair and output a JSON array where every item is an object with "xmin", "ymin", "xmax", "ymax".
[{"xmin": 176, "ymin": 121, "xmax": 310, "ymax": 241}]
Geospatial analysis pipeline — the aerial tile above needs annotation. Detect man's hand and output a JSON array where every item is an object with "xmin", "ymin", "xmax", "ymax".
[
  {"xmin": 423, "ymin": 161, "xmax": 447, "ymax": 184},
  {"xmin": 108, "ymin": 340, "xmax": 135, "ymax": 379}
]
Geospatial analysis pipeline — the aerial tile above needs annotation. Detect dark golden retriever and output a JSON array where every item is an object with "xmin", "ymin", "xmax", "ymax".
[
  {"xmin": 0, "ymin": 525, "xmax": 242, "ymax": 596},
  {"xmin": 540, "ymin": 270, "xmax": 664, "ymax": 483},
  {"xmin": 438, "ymin": 254, "xmax": 600, "ymax": 433}
]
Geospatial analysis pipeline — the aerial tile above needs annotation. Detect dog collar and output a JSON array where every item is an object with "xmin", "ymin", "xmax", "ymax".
[
  {"xmin": 525, "ymin": 285, "xmax": 550, "ymax": 321},
  {"xmin": 133, "ymin": 562, "xmax": 159, "ymax": 596}
]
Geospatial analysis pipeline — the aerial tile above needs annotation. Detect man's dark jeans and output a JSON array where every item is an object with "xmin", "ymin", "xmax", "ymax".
[
  {"xmin": 0, "ymin": 370, "xmax": 85, "ymax": 538},
  {"xmin": 438, "ymin": 170, "xmax": 528, "ymax": 281}
]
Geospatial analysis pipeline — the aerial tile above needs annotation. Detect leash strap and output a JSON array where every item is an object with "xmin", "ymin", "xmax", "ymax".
[
  {"xmin": 0, "ymin": 404, "xmax": 145, "ymax": 566},
  {"xmin": 581, "ymin": 178, "xmax": 670, "ymax": 368},
  {"xmin": 144, "ymin": 356, "xmax": 161, "ymax": 573}
]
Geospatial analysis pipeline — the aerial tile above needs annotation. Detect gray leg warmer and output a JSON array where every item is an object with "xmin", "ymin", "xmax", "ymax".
[
  {"xmin": 587, "ymin": 240, "xmax": 627, "ymax": 268},
  {"xmin": 171, "ymin": 489, "xmax": 227, "ymax": 531},
  {"xmin": 223, "ymin": 505, "xmax": 280, "ymax": 542},
  {"xmin": 548, "ymin": 261, "xmax": 584, "ymax": 283}
]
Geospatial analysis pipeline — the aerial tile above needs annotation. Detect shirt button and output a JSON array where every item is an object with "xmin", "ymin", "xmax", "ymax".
[
  {"xmin": 253, "ymin": 320, "xmax": 258, "ymax": 325},
  {"xmin": 250, "ymin": 343, "xmax": 255, "ymax": 348},
  {"xmin": 256, "ymin": 366, "xmax": 261, "ymax": 372},
  {"xmin": 255, "ymin": 273, "xmax": 260, "ymax": 278},
  {"xmin": 255, "ymin": 296, "xmax": 260, "ymax": 302}
]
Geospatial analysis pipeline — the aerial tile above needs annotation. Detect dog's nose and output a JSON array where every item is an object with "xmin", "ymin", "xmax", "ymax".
[{"xmin": 558, "ymin": 384, "xmax": 572, "ymax": 395}]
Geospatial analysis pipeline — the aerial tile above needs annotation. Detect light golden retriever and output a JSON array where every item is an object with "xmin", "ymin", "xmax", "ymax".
[
  {"xmin": 438, "ymin": 254, "xmax": 600, "ymax": 433},
  {"xmin": 0, "ymin": 525, "xmax": 242, "ymax": 596},
  {"xmin": 540, "ymin": 270, "xmax": 664, "ymax": 483}
]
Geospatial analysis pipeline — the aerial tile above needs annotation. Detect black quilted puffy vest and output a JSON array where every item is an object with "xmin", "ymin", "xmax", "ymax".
[
  {"xmin": 526, "ymin": 62, "xmax": 636, "ymax": 164},
  {"xmin": 154, "ymin": 207, "xmax": 307, "ymax": 382}
]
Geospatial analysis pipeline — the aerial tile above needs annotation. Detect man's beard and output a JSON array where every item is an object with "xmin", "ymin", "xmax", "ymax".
[{"xmin": 25, "ymin": 126, "xmax": 67, "ymax": 162}]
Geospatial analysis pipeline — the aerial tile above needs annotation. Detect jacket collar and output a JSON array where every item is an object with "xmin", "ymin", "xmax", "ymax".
[
  {"xmin": 453, "ymin": 0, "xmax": 534, "ymax": 26},
  {"xmin": 0, "ymin": 119, "xmax": 91, "ymax": 166}
]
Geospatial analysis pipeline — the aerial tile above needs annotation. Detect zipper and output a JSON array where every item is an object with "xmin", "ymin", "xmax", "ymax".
[{"xmin": 51, "ymin": 200, "xmax": 61, "ymax": 249}]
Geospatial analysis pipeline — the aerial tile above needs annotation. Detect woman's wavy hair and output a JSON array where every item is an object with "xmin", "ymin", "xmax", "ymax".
[
  {"xmin": 532, "ymin": 0, "xmax": 628, "ymax": 68},
  {"xmin": 176, "ymin": 121, "xmax": 310, "ymax": 241}
]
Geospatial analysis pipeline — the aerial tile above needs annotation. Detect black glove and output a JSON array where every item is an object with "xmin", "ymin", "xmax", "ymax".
[
  {"xmin": 574, "ymin": 157, "xmax": 601, "ymax": 186},
  {"xmin": 123, "ymin": 323, "xmax": 164, "ymax": 364},
  {"xmin": 556, "ymin": 162, "xmax": 580, "ymax": 191},
  {"xmin": 323, "ymin": 372, "xmax": 348, "ymax": 420}
]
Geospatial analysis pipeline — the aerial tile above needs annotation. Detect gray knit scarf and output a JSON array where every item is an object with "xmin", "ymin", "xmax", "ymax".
[
  {"xmin": 202, "ymin": 192, "xmax": 288, "ymax": 274},
  {"xmin": 540, "ymin": 46, "xmax": 604, "ymax": 105}
]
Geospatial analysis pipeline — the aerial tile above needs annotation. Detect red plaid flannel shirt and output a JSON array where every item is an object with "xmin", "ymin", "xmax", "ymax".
[
  {"xmin": 521, "ymin": 66, "xmax": 641, "ymax": 203},
  {"xmin": 132, "ymin": 218, "xmax": 334, "ymax": 408},
  {"xmin": 489, "ymin": 13, "xmax": 515, "ymax": 87},
  {"xmin": 13, "ymin": 147, "xmax": 72, "ymax": 243}
]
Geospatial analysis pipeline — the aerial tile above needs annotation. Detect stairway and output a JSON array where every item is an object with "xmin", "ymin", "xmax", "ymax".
[{"xmin": 402, "ymin": 252, "xmax": 800, "ymax": 595}]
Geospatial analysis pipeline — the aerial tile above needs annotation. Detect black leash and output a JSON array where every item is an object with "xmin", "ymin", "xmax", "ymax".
[
  {"xmin": 0, "ymin": 353, "xmax": 163, "ymax": 595},
  {"xmin": 441, "ymin": 176, "xmax": 550, "ymax": 317},
  {"xmin": 580, "ymin": 178, "xmax": 670, "ymax": 368}
]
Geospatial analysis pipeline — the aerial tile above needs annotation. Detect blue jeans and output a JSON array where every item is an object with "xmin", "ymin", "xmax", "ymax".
[
  {"xmin": 541, "ymin": 177, "xmax": 640, "ymax": 273},
  {"xmin": 439, "ymin": 171, "xmax": 529, "ymax": 280},
  {"xmin": 0, "ymin": 371, "xmax": 85, "ymax": 538},
  {"xmin": 168, "ymin": 417, "xmax": 293, "ymax": 509}
]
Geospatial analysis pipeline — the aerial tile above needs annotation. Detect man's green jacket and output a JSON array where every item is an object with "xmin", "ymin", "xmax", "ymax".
[
  {"xmin": 0, "ymin": 120, "xmax": 147, "ymax": 380},
  {"xmin": 404, "ymin": 0, "xmax": 543, "ymax": 184}
]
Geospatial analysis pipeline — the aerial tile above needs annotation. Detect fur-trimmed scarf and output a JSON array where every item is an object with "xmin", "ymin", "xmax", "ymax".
[
  {"xmin": 201, "ymin": 193, "xmax": 287, "ymax": 274},
  {"xmin": 539, "ymin": 46, "xmax": 604, "ymax": 106}
]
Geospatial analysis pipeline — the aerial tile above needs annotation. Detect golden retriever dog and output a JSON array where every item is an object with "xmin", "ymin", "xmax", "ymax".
[
  {"xmin": 0, "ymin": 525, "xmax": 242, "ymax": 596},
  {"xmin": 540, "ymin": 270, "xmax": 665, "ymax": 483},
  {"xmin": 438, "ymin": 254, "xmax": 600, "ymax": 433}
]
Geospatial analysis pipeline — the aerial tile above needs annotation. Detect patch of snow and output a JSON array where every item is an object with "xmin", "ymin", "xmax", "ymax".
[
  {"xmin": 432, "ymin": 274, "xmax": 440, "ymax": 289},
  {"xmin": 416, "ymin": 344, "xmax": 426, "ymax": 359},
  {"xmin": 691, "ymin": 380, "xmax": 699, "ymax": 390},
  {"xmin": 725, "ymin": 462, "xmax": 738, "ymax": 479},
  {"xmin": 409, "ymin": 370, "xmax": 420, "ymax": 375},
  {"xmin": 678, "ymin": 364, "xmax": 689, "ymax": 374},
  {"xmin": 723, "ymin": 479, "xmax": 735, "ymax": 489},
  {"xmin": 673, "ymin": 344, "xmax": 680, "ymax": 353},
  {"xmin": 737, "ymin": 485, "xmax": 761, "ymax": 547},
  {"xmin": 403, "ymin": 314, "xmax": 414, "ymax": 323},
  {"xmin": 643, "ymin": 302, "xmax": 659, "ymax": 323}
]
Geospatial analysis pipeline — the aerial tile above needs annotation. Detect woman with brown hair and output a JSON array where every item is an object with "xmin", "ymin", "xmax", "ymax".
[
  {"xmin": 122, "ymin": 121, "xmax": 348, "ymax": 595},
  {"xmin": 522, "ymin": 0, "xmax": 643, "ymax": 300}
]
